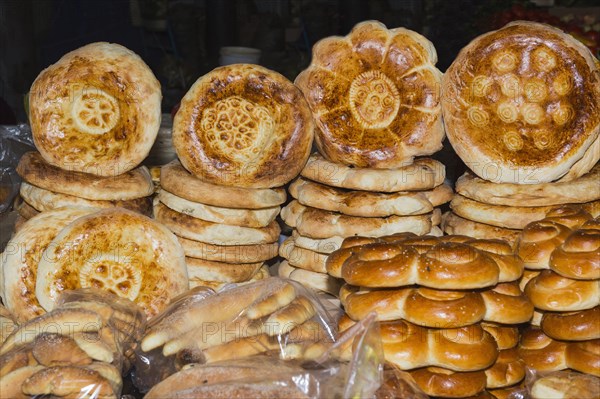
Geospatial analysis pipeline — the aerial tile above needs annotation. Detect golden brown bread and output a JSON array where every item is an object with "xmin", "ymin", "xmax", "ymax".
[
  {"xmin": 565, "ymin": 339, "xmax": 599, "ymax": 376},
  {"xmin": 281, "ymin": 200, "xmax": 437, "ymax": 238},
  {"xmin": 31, "ymin": 333, "xmax": 92, "ymax": 366},
  {"xmin": 541, "ymin": 306, "xmax": 599, "ymax": 341},
  {"xmin": 185, "ymin": 257, "xmax": 263, "ymax": 283},
  {"xmin": 188, "ymin": 265, "xmax": 269, "ymax": 291},
  {"xmin": 480, "ymin": 322, "xmax": 519, "ymax": 350},
  {"xmin": 516, "ymin": 220, "xmax": 573, "ymax": 269},
  {"xmin": 342, "ymin": 242, "xmax": 500, "ymax": 289},
  {"xmin": 442, "ymin": 21, "xmax": 600, "ymax": 184},
  {"xmin": 29, "ymin": 42, "xmax": 161, "ymax": 177},
  {"xmin": 0, "ymin": 365, "xmax": 46, "ymax": 399},
  {"xmin": 291, "ymin": 231, "xmax": 345, "ymax": 254},
  {"xmin": 22, "ymin": 365, "xmax": 117, "ymax": 398},
  {"xmin": 160, "ymin": 160, "xmax": 287, "ymax": 209},
  {"xmin": 343, "ymin": 284, "xmax": 532, "ymax": 327},
  {"xmin": 0, "ymin": 347, "xmax": 37, "ymax": 378},
  {"xmin": 14, "ymin": 198, "xmax": 39, "ymax": 219},
  {"xmin": 519, "ymin": 327, "xmax": 599, "ymax": 376},
  {"xmin": 177, "ymin": 236, "xmax": 278, "ymax": 263},
  {"xmin": 17, "ymin": 151, "xmax": 153, "ymax": 201},
  {"xmin": 296, "ymin": 20, "xmax": 444, "ymax": 168},
  {"xmin": 155, "ymin": 202, "xmax": 280, "ymax": 245},
  {"xmin": 1, "ymin": 207, "xmax": 96, "ymax": 323},
  {"xmin": 456, "ymin": 164, "xmax": 600, "ymax": 207},
  {"xmin": 35, "ymin": 208, "xmax": 188, "ymax": 319},
  {"xmin": 0, "ymin": 305, "xmax": 17, "ymax": 345},
  {"xmin": 531, "ymin": 371, "xmax": 600, "ymax": 399},
  {"xmin": 484, "ymin": 348, "xmax": 526, "ymax": 389},
  {"xmin": 409, "ymin": 367, "xmax": 487, "ymax": 398},
  {"xmin": 277, "ymin": 261, "xmax": 343, "ymax": 296},
  {"xmin": 300, "ymin": 153, "xmax": 446, "ymax": 192},
  {"xmin": 173, "ymin": 64, "xmax": 313, "ymax": 188},
  {"xmin": 466, "ymin": 239, "xmax": 524, "ymax": 282},
  {"xmin": 544, "ymin": 204, "xmax": 594, "ymax": 229},
  {"xmin": 451, "ymin": 195, "xmax": 599, "ymax": 229},
  {"xmin": 442, "ymin": 212, "xmax": 521, "ymax": 242},
  {"xmin": 524, "ymin": 269, "xmax": 599, "ymax": 311},
  {"xmin": 20, "ymin": 181, "xmax": 153, "ymax": 216},
  {"xmin": 356, "ymin": 318, "xmax": 499, "ymax": 371},
  {"xmin": 289, "ymin": 177, "xmax": 452, "ymax": 217},
  {"xmin": 279, "ymin": 236, "xmax": 328, "ymax": 273},
  {"xmin": 549, "ymin": 228, "xmax": 600, "ymax": 280},
  {"xmin": 158, "ymin": 189, "xmax": 279, "ymax": 228}
]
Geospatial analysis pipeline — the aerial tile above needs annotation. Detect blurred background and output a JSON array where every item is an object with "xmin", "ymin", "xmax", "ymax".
[{"xmin": 1, "ymin": 0, "xmax": 599, "ymax": 123}]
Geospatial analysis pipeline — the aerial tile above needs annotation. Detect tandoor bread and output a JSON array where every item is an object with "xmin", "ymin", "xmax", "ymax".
[
  {"xmin": 177, "ymin": 237, "xmax": 278, "ymax": 263},
  {"xmin": 1, "ymin": 207, "xmax": 96, "ymax": 322},
  {"xmin": 20, "ymin": 182, "xmax": 152, "ymax": 216},
  {"xmin": 442, "ymin": 21, "xmax": 600, "ymax": 184},
  {"xmin": 289, "ymin": 177, "xmax": 453, "ymax": 217},
  {"xmin": 442, "ymin": 212, "xmax": 521, "ymax": 242},
  {"xmin": 154, "ymin": 202, "xmax": 280, "ymax": 245},
  {"xmin": 29, "ymin": 42, "xmax": 161, "ymax": 176},
  {"xmin": 160, "ymin": 160, "xmax": 286, "ymax": 209},
  {"xmin": 172, "ymin": 64, "xmax": 314, "ymax": 188},
  {"xmin": 295, "ymin": 20, "xmax": 444, "ymax": 168},
  {"xmin": 35, "ymin": 208, "xmax": 189, "ymax": 319},
  {"xmin": 451, "ymin": 194, "xmax": 600, "ymax": 229},
  {"xmin": 455, "ymin": 164, "xmax": 600, "ymax": 207},
  {"xmin": 158, "ymin": 189, "xmax": 279, "ymax": 227},
  {"xmin": 17, "ymin": 151, "xmax": 153, "ymax": 201},
  {"xmin": 281, "ymin": 200, "xmax": 437, "ymax": 238},
  {"xmin": 301, "ymin": 153, "xmax": 445, "ymax": 192}
]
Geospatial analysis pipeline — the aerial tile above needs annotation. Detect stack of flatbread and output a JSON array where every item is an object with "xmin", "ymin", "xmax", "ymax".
[
  {"xmin": 441, "ymin": 22, "xmax": 600, "ymax": 241},
  {"xmin": 279, "ymin": 154, "xmax": 452, "ymax": 296},
  {"xmin": 13, "ymin": 41, "xmax": 162, "ymax": 233},
  {"xmin": 161, "ymin": 64, "xmax": 314, "ymax": 290},
  {"xmin": 284, "ymin": 21, "xmax": 452, "ymax": 296}
]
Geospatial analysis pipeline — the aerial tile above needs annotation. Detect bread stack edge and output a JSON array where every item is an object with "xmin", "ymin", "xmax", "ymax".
[{"xmin": 279, "ymin": 20, "xmax": 453, "ymax": 299}]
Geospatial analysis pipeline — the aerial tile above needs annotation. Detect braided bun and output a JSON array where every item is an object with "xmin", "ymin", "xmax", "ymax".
[
  {"xmin": 343, "ymin": 284, "xmax": 532, "ymax": 327},
  {"xmin": 516, "ymin": 220, "xmax": 572, "ymax": 270},
  {"xmin": 549, "ymin": 228, "xmax": 600, "ymax": 280},
  {"xmin": 485, "ymin": 348, "xmax": 526, "ymax": 389},
  {"xmin": 524, "ymin": 270, "xmax": 599, "ymax": 311},
  {"xmin": 541, "ymin": 306, "xmax": 599, "ymax": 341},
  {"xmin": 409, "ymin": 367, "xmax": 487, "ymax": 398}
]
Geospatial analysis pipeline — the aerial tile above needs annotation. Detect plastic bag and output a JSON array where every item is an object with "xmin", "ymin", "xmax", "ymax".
[
  {"xmin": 527, "ymin": 369, "xmax": 600, "ymax": 399},
  {"xmin": 0, "ymin": 288, "xmax": 146, "ymax": 399},
  {"xmin": 0, "ymin": 124, "xmax": 35, "ymax": 213},
  {"xmin": 133, "ymin": 277, "xmax": 386, "ymax": 398}
]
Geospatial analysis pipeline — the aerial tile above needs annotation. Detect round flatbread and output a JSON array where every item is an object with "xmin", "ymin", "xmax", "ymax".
[
  {"xmin": 177, "ymin": 236, "xmax": 278, "ymax": 263},
  {"xmin": 172, "ymin": 64, "xmax": 314, "ymax": 188},
  {"xmin": 17, "ymin": 151, "xmax": 154, "ymax": 200},
  {"xmin": 455, "ymin": 164, "xmax": 600, "ymax": 207},
  {"xmin": 154, "ymin": 202, "xmax": 280, "ymax": 245},
  {"xmin": 289, "ymin": 177, "xmax": 452, "ymax": 217},
  {"xmin": 281, "ymin": 200, "xmax": 436, "ymax": 238},
  {"xmin": 36, "ymin": 208, "xmax": 188, "ymax": 319},
  {"xmin": 29, "ymin": 42, "xmax": 161, "ymax": 176},
  {"xmin": 1, "ymin": 207, "xmax": 96, "ymax": 322},
  {"xmin": 279, "ymin": 237, "xmax": 328, "ymax": 273},
  {"xmin": 189, "ymin": 265, "xmax": 269, "ymax": 291},
  {"xmin": 295, "ymin": 20, "xmax": 444, "ymax": 168},
  {"xmin": 451, "ymin": 195, "xmax": 600, "ymax": 229},
  {"xmin": 442, "ymin": 212, "xmax": 520, "ymax": 242},
  {"xmin": 158, "ymin": 189, "xmax": 279, "ymax": 228},
  {"xmin": 20, "ymin": 182, "xmax": 152, "ymax": 216},
  {"xmin": 300, "ymin": 153, "xmax": 445, "ymax": 192},
  {"xmin": 442, "ymin": 21, "xmax": 600, "ymax": 183},
  {"xmin": 160, "ymin": 160, "xmax": 286, "ymax": 209},
  {"xmin": 186, "ymin": 257, "xmax": 263, "ymax": 283},
  {"xmin": 278, "ymin": 261, "xmax": 342, "ymax": 296},
  {"xmin": 291, "ymin": 231, "xmax": 345, "ymax": 254}
]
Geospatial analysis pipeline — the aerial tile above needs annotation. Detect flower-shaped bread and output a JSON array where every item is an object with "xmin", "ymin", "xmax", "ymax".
[{"xmin": 296, "ymin": 20, "xmax": 444, "ymax": 168}]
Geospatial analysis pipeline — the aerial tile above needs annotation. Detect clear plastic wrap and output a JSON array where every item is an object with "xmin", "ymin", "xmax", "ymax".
[
  {"xmin": 0, "ymin": 288, "xmax": 146, "ymax": 399},
  {"xmin": 133, "ymin": 277, "xmax": 386, "ymax": 398},
  {"xmin": 0, "ymin": 124, "xmax": 35, "ymax": 213},
  {"xmin": 527, "ymin": 369, "xmax": 600, "ymax": 399}
]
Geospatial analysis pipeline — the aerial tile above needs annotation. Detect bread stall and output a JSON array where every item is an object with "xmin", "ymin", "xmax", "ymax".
[{"xmin": 0, "ymin": 3, "xmax": 599, "ymax": 397}]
